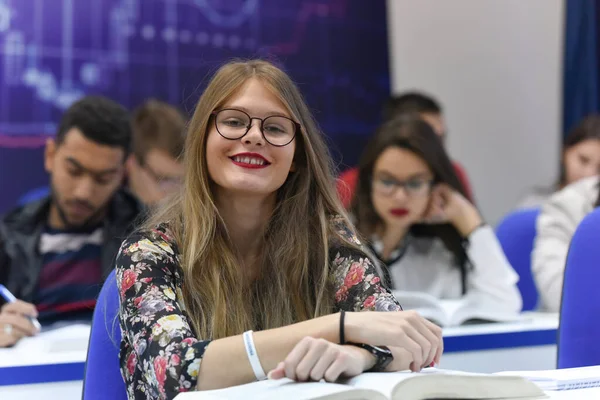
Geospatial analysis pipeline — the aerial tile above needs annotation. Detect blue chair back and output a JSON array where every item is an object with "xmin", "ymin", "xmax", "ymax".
[
  {"xmin": 495, "ymin": 207, "xmax": 541, "ymax": 311},
  {"xmin": 17, "ymin": 186, "xmax": 49, "ymax": 206},
  {"xmin": 558, "ymin": 207, "xmax": 600, "ymax": 368},
  {"xmin": 83, "ymin": 270, "xmax": 127, "ymax": 399}
]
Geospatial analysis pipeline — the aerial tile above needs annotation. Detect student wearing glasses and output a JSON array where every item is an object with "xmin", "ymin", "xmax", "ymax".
[
  {"xmin": 115, "ymin": 60, "xmax": 443, "ymax": 399},
  {"xmin": 351, "ymin": 115, "xmax": 521, "ymax": 308},
  {"xmin": 125, "ymin": 99, "xmax": 187, "ymax": 206}
]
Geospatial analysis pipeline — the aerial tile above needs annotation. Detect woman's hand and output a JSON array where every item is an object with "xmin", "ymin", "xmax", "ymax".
[
  {"xmin": 384, "ymin": 346, "xmax": 423, "ymax": 372},
  {"xmin": 344, "ymin": 310, "xmax": 443, "ymax": 372},
  {"xmin": 267, "ymin": 337, "xmax": 375, "ymax": 382},
  {"xmin": 423, "ymin": 183, "xmax": 482, "ymax": 237}
]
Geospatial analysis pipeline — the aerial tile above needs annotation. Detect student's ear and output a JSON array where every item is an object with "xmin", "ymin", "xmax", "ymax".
[
  {"xmin": 289, "ymin": 161, "xmax": 296, "ymax": 172},
  {"xmin": 44, "ymin": 138, "xmax": 56, "ymax": 174}
]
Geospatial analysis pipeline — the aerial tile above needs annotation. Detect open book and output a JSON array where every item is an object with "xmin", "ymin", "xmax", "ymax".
[
  {"xmin": 174, "ymin": 368, "xmax": 546, "ymax": 400},
  {"xmin": 393, "ymin": 291, "xmax": 523, "ymax": 327},
  {"xmin": 0, "ymin": 323, "xmax": 91, "ymax": 371},
  {"xmin": 11, "ymin": 323, "xmax": 91, "ymax": 353},
  {"xmin": 499, "ymin": 366, "xmax": 600, "ymax": 391}
]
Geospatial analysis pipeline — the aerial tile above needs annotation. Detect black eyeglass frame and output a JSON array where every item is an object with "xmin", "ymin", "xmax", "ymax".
[{"xmin": 211, "ymin": 108, "xmax": 300, "ymax": 147}]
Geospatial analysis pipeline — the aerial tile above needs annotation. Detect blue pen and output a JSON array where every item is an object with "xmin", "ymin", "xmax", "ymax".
[{"xmin": 0, "ymin": 284, "xmax": 42, "ymax": 330}]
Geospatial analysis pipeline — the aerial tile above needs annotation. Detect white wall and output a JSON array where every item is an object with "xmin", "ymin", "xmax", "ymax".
[{"xmin": 387, "ymin": 0, "xmax": 564, "ymax": 224}]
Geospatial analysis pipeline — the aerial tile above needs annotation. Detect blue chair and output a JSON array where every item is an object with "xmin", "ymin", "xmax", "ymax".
[
  {"xmin": 83, "ymin": 270, "xmax": 127, "ymax": 399},
  {"xmin": 557, "ymin": 207, "xmax": 600, "ymax": 368},
  {"xmin": 495, "ymin": 207, "xmax": 541, "ymax": 311},
  {"xmin": 17, "ymin": 186, "xmax": 49, "ymax": 206}
]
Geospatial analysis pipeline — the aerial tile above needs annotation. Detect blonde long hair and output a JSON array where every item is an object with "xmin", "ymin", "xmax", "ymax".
[{"xmin": 144, "ymin": 60, "xmax": 359, "ymax": 339}]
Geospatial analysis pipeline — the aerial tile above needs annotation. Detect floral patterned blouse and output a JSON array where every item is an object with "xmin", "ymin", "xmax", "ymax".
[{"xmin": 115, "ymin": 217, "xmax": 402, "ymax": 399}]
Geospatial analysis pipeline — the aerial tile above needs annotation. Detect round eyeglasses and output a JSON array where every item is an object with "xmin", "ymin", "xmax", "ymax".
[{"xmin": 211, "ymin": 108, "xmax": 299, "ymax": 147}]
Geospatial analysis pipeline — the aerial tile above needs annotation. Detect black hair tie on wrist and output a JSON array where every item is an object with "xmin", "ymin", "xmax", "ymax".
[{"xmin": 339, "ymin": 310, "xmax": 346, "ymax": 345}]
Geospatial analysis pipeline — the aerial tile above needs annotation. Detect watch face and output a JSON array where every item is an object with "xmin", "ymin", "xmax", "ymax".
[{"xmin": 372, "ymin": 345, "xmax": 392, "ymax": 356}]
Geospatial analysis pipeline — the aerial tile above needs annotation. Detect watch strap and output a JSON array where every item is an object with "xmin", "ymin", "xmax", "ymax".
[{"xmin": 347, "ymin": 342, "xmax": 393, "ymax": 372}]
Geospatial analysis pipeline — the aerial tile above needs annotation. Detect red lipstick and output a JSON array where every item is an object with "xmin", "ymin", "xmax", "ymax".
[
  {"xmin": 390, "ymin": 208, "xmax": 409, "ymax": 217},
  {"xmin": 230, "ymin": 152, "xmax": 271, "ymax": 169}
]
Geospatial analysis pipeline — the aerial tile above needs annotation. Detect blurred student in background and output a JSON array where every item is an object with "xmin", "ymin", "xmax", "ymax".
[
  {"xmin": 532, "ymin": 174, "xmax": 600, "ymax": 312},
  {"xmin": 126, "ymin": 99, "xmax": 187, "ymax": 206},
  {"xmin": 351, "ymin": 115, "xmax": 521, "ymax": 312},
  {"xmin": 337, "ymin": 92, "xmax": 474, "ymax": 207},
  {"xmin": 115, "ymin": 60, "xmax": 442, "ymax": 398},
  {"xmin": 0, "ymin": 96, "xmax": 142, "ymax": 347},
  {"xmin": 517, "ymin": 115, "xmax": 600, "ymax": 209},
  {"xmin": 520, "ymin": 115, "xmax": 600, "ymax": 311},
  {"xmin": 15, "ymin": 99, "xmax": 187, "ymax": 208}
]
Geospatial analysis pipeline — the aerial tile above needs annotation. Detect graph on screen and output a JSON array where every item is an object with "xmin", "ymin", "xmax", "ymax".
[
  {"xmin": 0, "ymin": 0, "xmax": 389, "ymax": 211},
  {"xmin": 0, "ymin": 0, "xmax": 389, "ymax": 140}
]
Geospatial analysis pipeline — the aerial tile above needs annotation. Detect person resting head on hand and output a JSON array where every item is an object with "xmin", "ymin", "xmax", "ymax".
[{"xmin": 350, "ymin": 115, "xmax": 521, "ymax": 312}]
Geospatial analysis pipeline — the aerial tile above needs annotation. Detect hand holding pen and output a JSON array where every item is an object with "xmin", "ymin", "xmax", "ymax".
[{"xmin": 0, "ymin": 284, "xmax": 41, "ymax": 348}]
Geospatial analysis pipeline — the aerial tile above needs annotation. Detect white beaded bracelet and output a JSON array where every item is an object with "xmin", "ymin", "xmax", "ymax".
[{"xmin": 243, "ymin": 330, "xmax": 267, "ymax": 381}]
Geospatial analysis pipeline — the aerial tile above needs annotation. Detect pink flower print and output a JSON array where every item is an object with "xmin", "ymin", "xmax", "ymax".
[
  {"xmin": 344, "ymin": 262, "xmax": 365, "ymax": 288},
  {"xmin": 363, "ymin": 295, "xmax": 376, "ymax": 309},
  {"xmin": 121, "ymin": 269, "xmax": 138, "ymax": 296},
  {"xmin": 154, "ymin": 356, "xmax": 168, "ymax": 388},
  {"xmin": 335, "ymin": 285, "xmax": 349, "ymax": 302},
  {"xmin": 126, "ymin": 352, "xmax": 137, "ymax": 375}
]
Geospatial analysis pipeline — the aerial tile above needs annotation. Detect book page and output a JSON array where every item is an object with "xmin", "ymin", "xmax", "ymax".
[
  {"xmin": 394, "ymin": 291, "xmax": 525, "ymax": 327},
  {"xmin": 392, "ymin": 291, "xmax": 440, "ymax": 309},
  {"xmin": 445, "ymin": 295, "xmax": 523, "ymax": 326},
  {"xmin": 345, "ymin": 371, "xmax": 414, "ymax": 398},
  {"xmin": 346, "ymin": 368, "xmax": 490, "ymax": 394},
  {"xmin": 389, "ymin": 373, "xmax": 545, "ymax": 400},
  {"xmin": 347, "ymin": 369, "xmax": 545, "ymax": 400},
  {"xmin": 0, "ymin": 323, "xmax": 91, "ymax": 367},
  {"xmin": 392, "ymin": 291, "xmax": 449, "ymax": 326},
  {"xmin": 174, "ymin": 379, "xmax": 386, "ymax": 400},
  {"xmin": 498, "ymin": 366, "xmax": 600, "ymax": 390},
  {"xmin": 173, "ymin": 370, "xmax": 545, "ymax": 400},
  {"xmin": 42, "ymin": 323, "xmax": 92, "ymax": 353},
  {"xmin": 345, "ymin": 369, "xmax": 468, "ymax": 397},
  {"xmin": 7, "ymin": 323, "xmax": 90, "ymax": 353}
]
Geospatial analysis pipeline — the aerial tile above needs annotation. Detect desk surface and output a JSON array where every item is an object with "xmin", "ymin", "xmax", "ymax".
[
  {"xmin": 443, "ymin": 312, "xmax": 558, "ymax": 353},
  {"xmin": 444, "ymin": 312, "xmax": 558, "ymax": 336},
  {"xmin": 0, "ymin": 313, "xmax": 559, "ymax": 387},
  {"xmin": 0, "ymin": 324, "xmax": 90, "ymax": 386}
]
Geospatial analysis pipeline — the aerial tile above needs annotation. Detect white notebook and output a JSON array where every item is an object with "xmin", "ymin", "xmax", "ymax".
[
  {"xmin": 174, "ymin": 368, "xmax": 546, "ymax": 400},
  {"xmin": 393, "ymin": 290, "xmax": 523, "ymax": 327},
  {"xmin": 0, "ymin": 323, "xmax": 91, "ymax": 368},
  {"xmin": 499, "ymin": 366, "xmax": 600, "ymax": 391}
]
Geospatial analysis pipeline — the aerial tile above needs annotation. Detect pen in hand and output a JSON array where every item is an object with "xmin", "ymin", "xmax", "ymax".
[{"xmin": 0, "ymin": 284, "xmax": 42, "ymax": 331}]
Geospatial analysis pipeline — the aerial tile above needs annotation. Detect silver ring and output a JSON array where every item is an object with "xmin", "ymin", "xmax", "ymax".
[{"xmin": 3, "ymin": 324, "xmax": 13, "ymax": 336}]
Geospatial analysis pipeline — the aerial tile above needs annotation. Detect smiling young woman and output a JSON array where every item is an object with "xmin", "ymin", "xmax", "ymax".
[{"xmin": 114, "ymin": 60, "xmax": 443, "ymax": 400}]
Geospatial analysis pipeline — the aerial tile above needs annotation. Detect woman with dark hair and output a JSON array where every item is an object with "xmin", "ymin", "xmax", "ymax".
[
  {"xmin": 351, "ymin": 115, "xmax": 521, "ymax": 310},
  {"xmin": 517, "ymin": 115, "xmax": 600, "ymax": 208}
]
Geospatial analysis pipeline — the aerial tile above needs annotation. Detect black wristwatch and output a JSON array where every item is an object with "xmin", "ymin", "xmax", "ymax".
[{"xmin": 348, "ymin": 343, "xmax": 393, "ymax": 372}]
